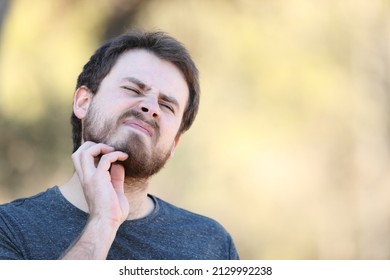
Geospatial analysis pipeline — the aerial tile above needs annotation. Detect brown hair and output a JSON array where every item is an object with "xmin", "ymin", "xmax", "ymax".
[{"xmin": 71, "ymin": 30, "xmax": 200, "ymax": 152}]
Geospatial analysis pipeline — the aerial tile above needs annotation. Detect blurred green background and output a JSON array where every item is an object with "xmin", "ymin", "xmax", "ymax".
[{"xmin": 1, "ymin": 0, "xmax": 390, "ymax": 259}]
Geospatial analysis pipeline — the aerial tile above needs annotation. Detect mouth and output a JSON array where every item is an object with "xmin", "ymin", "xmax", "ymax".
[{"xmin": 123, "ymin": 119, "xmax": 154, "ymax": 137}]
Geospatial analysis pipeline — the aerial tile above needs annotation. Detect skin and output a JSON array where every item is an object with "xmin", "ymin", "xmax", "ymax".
[{"xmin": 59, "ymin": 49, "xmax": 189, "ymax": 259}]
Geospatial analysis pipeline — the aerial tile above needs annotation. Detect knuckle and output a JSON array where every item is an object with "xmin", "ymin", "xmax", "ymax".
[
  {"xmin": 79, "ymin": 149, "xmax": 89, "ymax": 158},
  {"xmin": 71, "ymin": 152, "xmax": 79, "ymax": 161},
  {"xmin": 99, "ymin": 153, "xmax": 111, "ymax": 161}
]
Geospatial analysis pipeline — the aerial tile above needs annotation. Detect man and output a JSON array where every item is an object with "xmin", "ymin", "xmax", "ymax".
[{"xmin": 0, "ymin": 30, "xmax": 239, "ymax": 260}]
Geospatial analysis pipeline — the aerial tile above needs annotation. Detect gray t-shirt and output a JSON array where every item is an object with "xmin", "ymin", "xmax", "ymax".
[{"xmin": 0, "ymin": 186, "xmax": 239, "ymax": 260}]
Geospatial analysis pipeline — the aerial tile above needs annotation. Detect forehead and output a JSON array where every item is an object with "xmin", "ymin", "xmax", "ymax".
[{"xmin": 104, "ymin": 49, "xmax": 189, "ymax": 108}]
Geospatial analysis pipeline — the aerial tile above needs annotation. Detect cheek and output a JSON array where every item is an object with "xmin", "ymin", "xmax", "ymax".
[
  {"xmin": 166, "ymin": 115, "xmax": 182, "ymax": 134},
  {"xmin": 93, "ymin": 99, "xmax": 124, "ymax": 122},
  {"xmin": 157, "ymin": 119, "xmax": 180, "ymax": 144}
]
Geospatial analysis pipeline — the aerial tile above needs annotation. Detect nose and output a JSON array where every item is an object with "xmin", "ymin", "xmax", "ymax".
[{"xmin": 138, "ymin": 98, "xmax": 160, "ymax": 119}]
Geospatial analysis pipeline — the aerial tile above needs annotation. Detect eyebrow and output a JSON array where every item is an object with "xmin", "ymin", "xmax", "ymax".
[
  {"xmin": 160, "ymin": 93, "xmax": 180, "ymax": 111},
  {"xmin": 121, "ymin": 76, "xmax": 180, "ymax": 111},
  {"xmin": 121, "ymin": 77, "xmax": 150, "ymax": 91}
]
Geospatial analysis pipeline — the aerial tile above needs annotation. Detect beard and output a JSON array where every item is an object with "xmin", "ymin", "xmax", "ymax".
[{"xmin": 82, "ymin": 102, "xmax": 171, "ymax": 179}]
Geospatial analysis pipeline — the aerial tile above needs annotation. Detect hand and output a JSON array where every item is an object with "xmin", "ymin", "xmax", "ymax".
[{"xmin": 72, "ymin": 141, "xmax": 129, "ymax": 227}]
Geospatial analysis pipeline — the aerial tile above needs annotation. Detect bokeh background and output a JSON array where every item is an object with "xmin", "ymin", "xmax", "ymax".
[{"xmin": 1, "ymin": 0, "xmax": 390, "ymax": 259}]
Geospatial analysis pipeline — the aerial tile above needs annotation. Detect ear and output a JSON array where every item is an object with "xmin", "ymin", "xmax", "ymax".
[
  {"xmin": 73, "ymin": 86, "xmax": 93, "ymax": 119},
  {"xmin": 170, "ymin": 134, "xmax": 182, "ymax": 158}
]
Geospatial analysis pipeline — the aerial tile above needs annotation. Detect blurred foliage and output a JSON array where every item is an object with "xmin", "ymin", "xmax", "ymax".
[{"xmin": 1, "ymin": 0, "xmax": 390, "ymax": 259}]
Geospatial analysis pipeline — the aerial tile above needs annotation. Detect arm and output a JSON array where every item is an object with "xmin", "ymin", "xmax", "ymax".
[
  {"xmin": 60, "ymin": 142, "xmax": 129, "ymax": 260},
  {"xmin": 60, "ymin": 216, "xmax": 118, "ymax": 259}
]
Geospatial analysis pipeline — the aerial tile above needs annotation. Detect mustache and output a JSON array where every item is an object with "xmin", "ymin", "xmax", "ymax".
[{"xmin": 119, "ymin": 109, "xmax": 160, "ymax": 132}]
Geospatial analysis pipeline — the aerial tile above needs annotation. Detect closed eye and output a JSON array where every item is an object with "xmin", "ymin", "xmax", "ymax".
[
  {"xmin": 122, "ymin": 86, "xmax": 142, "ymax": 95},
  {"xmin": 159, "ymin": 94, "xmax": 179, "ymax": 114},
  {"xmin": 160, "ymin": 102, "xmax": 175, "ymax": 113}
]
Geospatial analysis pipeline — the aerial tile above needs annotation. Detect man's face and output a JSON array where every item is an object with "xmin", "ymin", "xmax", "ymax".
[{"xmin": 81, "ymin": 49, "xmax": 189, "ymax": 179}]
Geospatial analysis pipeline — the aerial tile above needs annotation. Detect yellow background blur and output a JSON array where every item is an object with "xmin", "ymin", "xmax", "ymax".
[{"xmin": 1, "ymin": 0, "xmax": 390, "ymax": 259}]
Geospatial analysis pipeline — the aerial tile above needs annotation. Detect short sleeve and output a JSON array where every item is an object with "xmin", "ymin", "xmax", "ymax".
[
  {"xmin": 0, "ymin": 209, "xmax": 25, "ymax": 260},
  {"xmin": 227, "ymin": 234, "xmax": 240, "ymax": 260}
]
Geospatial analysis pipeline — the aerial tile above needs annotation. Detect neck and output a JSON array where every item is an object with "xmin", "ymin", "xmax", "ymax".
[{"xmin": 59, "ymin": 173, "xmax": 154, "ymax": 220}]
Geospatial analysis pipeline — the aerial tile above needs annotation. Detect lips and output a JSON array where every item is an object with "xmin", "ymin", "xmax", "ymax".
[{"xmin": 123, "ymin": 119, "xmax": 154, "ymax": 137}]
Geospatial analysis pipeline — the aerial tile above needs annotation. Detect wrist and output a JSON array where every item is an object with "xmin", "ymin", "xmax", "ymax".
[{"xmin": 60, "ymin": 216, "xmax": 120, "ymax": 260}]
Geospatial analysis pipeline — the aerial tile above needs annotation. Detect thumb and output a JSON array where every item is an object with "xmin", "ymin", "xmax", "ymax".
[{"xmin": 110, "ymin": 163, "xmax": 125, "ymax": 192}]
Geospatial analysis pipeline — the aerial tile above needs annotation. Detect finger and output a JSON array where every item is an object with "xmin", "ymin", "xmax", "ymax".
[
  {"xmin": 76, "ymin": 141, "xmax": 97, "ymax": 150},
  {"xmin": 110, "ymin": 163, "xmax": 125, "ymax": 192},
  {"xmin": 72, "ymin": 141, "xmax": 96, "ymax": 171},
  {"xmin": 96, "ymin": 151, "xmax": 128, "ymax": 173},
  {"xmin": 71, "ymin": 142, "xmax": 98, "ymax": 179},
  {"xmin": 71, "ymin": 152, "xmax": 83, "ymax": 181},
  {"xmin": 78, "ymin": 143, "xmax": 116, "ymax": 178},
  {"xmin": 74, "ymin": 142, "xmax": 115, "ymax": 160},
  {"xmin": 82, "ymin": 142, "xmax": 115, "ymax": 157}
]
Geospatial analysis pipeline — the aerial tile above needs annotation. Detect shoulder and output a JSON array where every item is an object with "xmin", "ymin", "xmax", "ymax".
[
  {"xmin": 0, "ymin": 186, "xmax": 85, "ymax": 227},
  {"xmin": 0, "ymin": 187, "xmax": 60, "ymax": 233},
  {"xmin": 152, "ymin": 195, "xmax": 231, "ymax": 236},
  {"xmin": 0, "ymin": 187, "xmax": 60, "ymax": 259},
  {"xmin": 0, "ymin": 186, "xmax": 60, "ymax": 215},
  {"xmin": 0, "ymin": 187, "xmax": 85, "ymax": 260},
  {"xmin": 150, "ymin": 195, "xmax": 240, "ymax": 259}
]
